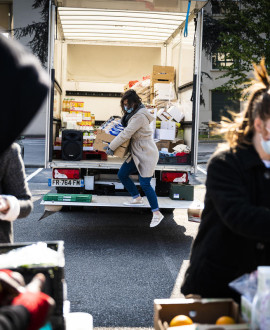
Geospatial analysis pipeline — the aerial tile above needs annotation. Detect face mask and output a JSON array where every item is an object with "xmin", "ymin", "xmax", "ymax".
[
  {"xmin": 261, "ymin": 136, "xmax": 270, "ymax": 155},
  {"xmin": 260, "ymin": 127, "xmax": 270, "ymax": 154},
  {"xmin": 124, "ymin": 105, "xmax": 133, "ymax": 113}
]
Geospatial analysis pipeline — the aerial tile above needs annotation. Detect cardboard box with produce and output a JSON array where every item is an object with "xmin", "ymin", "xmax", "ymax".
[
  {"xmin": 154, "ymin": 298, "xmax": 248, "ymax": 330},
  {"xmin": 93, "ymin": 117, "xmax": 130, "ymax": 158}
]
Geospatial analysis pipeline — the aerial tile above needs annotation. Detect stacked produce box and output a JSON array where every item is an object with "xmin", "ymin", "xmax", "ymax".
[{"xmin": 62, "ymin": 99, "xmax": 95, "ymax": 131}]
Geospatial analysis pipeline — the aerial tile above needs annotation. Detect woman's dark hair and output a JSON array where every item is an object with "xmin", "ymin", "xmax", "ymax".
[
  {"xmin": 120, "ymin": 89, "xmax": 142, "ymax": 114},
  {"xmin": 213, "ymin": 58, "xmax": 270, "ymax": 148}
]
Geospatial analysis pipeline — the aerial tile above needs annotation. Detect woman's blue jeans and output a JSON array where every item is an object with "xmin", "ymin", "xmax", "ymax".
[{"xmin": 118, "ymin": 159, "xmax": 159, "ymax": 212}]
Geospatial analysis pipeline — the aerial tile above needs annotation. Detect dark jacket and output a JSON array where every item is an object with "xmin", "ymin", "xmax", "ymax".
[
  {"xmin": 0, "ymin": 144, "xmax": 32, "ymax": 243},
  {"xmin": 181, "ymin": 144, "xmax": 270, "ymax": 299}
]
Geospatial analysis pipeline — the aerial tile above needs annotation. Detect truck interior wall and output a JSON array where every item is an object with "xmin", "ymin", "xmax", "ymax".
[
  {"xmin": 62, "ymin": 43, "xmax": 161, "ymax": 120},
  {"xmin": 54, "ymin": 20, "xmax": 63, "ymax": 87}
]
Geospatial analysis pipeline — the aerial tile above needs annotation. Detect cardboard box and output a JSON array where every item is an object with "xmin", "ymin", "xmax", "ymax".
[
  {"xmin": 156, "ymin": 139, "xmax": 185, "ymax": 152},
  {"xmin": 161, "ymin": 121, "xmax": 176, "ymax": 130},
  {"xmin": 168, "ymin": 139, "xmax": 185, "ymax": 152},
  {"xmin": 157, "ymin": 109, "xmax": 173, "ymax": 121},
  {"xmin": 152, "ymin": 65, "xmax": 175, "ymax": 84},
  {"xmin": 169, "ymin": 184, "xmax": 194, "ymax": 200},
  {"xmin": 167, "ymin": 105, "xmax": 185, "ymax": 123},
  {"xmin": 154, "ymin": 83, "xmax": 176, "ymax": 100},
  {"xmin": 93, "ymin": 129, "xmax": 129, "ymax": 158},
  {"xmin": 155, "ymin": 129, "xmax": 175, "ymax": 141},
  {"xmin": 155, "ymin": 140, "xmax": 171, "ymax": 151},
  {"xmin": 154, "ymin": 298, "xmax": 248, "ymax": 330}
]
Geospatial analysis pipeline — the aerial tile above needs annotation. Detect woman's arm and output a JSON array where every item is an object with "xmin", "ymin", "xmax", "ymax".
[
  {"xmin": 1, "ymin": 144, "xmax": 33, "ymax": 220},
  {"xmin": 109, "ymin": 114, "xmax": 145, "ymax": 151}
]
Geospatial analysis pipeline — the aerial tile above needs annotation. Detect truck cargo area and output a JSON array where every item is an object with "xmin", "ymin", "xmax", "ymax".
[{"xmin": 43, "ymin": 0, "xmax": 207, "ymax": 211}]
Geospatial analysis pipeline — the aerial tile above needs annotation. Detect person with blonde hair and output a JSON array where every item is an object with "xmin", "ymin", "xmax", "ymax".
[{"xmin": 181, "ymin": 59, "xmax": 270, "ymax": 300}]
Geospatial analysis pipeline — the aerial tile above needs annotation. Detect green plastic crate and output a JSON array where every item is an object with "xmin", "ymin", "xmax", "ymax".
[{"xmin": 43, "ymin": 193, "xmax": 92, "ymax": 203}]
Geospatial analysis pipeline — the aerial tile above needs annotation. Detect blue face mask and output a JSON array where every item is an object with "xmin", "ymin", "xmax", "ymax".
[
  {"xmin": 260, "ymin": 126, "xmax": 270, "ymax": 155},
  {"xmin": 261, "ymin": 135, "xmax": 270, "ymax": 155},
  {"xmin": 124, "ymin": 105, "xmax": 133, "ymax": 113}
]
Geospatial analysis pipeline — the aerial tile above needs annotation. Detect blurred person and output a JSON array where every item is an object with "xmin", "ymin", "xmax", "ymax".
[
  {"xmin": 181, "ymin": 59, "xmax": 270, "ymax": 300},
  {"xmin": 104, "ymin": 89, "xmax": 164, "ymax": 227},
  {"xmin": 0, "ymin": 269, "xmax": 55, "ymax": 330},
  {"xmin": 0, "ymin": 34, "xmax": 49, "ymax": 243}
]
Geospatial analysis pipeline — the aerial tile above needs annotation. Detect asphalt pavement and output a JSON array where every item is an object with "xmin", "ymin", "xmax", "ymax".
[{"xmin": 14, "ymin": 138, "xmax": 218, "ymax": 330}]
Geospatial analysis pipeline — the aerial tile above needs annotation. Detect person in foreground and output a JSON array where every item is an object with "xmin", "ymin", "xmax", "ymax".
[
  {"xmin": 181, "ymin": 59, "xmax": 270, "ymax": 300},
  {"xmin": 0, "ymin": 144, "xmax": 33, "ymax": 243},
  {"xmin": 104, "ymin": 89, "xmax": 164, "ymax": 227},
  {"xmin": 0, "ymin": 34, "xmax": 49, "ymax": 243}
]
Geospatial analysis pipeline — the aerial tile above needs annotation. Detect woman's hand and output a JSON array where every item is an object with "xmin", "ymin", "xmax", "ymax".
[
  {"xmin": 103, "ymin": 146, "xmax": 114, "ymax": 156},
  {"xmin": 0, "ymin": 196, "xmax": 10, "ymax": 214}
]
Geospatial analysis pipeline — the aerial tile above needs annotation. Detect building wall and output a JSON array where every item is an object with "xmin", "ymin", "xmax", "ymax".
[
  {"xmin": 199, "ymin": 2, "xmax": 246, "ymax": 125},
  {"xmin": 200, "ymin": 50, "xmax": 231, "ymax": 123},
  {"xmin": 13, "ymin": 0, "xmax": 47, "ymax": 136}
]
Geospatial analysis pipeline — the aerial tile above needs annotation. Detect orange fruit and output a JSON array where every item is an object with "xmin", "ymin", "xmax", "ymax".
[
  {"xmin": 169, "ymin": 315, "xmax": 193, "ymax": 327},
  {"xmin": 216, "ymin": 316, "xmax": 236, "ymax": 325}
]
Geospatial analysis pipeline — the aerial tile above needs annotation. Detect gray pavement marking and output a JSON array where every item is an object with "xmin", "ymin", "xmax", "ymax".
[
  {"xmin": 26, "ymin": 168, "xmax": 43, "ymax": 182},
  {"xmin": 197, "ymin": 165, "xmax": 207, "ymax": 175}
]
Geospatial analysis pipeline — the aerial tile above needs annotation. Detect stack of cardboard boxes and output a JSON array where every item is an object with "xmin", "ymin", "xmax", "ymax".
[{"xmin": 151, "ymin": 65, "xmax": 176, "ymax": 106}]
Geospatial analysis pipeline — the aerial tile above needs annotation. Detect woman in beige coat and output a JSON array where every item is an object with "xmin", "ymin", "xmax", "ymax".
[{"xmin": 105, "ymin": 90, "xmax": 164, "ymax": 227}]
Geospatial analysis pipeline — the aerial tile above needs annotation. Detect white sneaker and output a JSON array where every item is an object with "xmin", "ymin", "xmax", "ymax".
[
  {"xmin": 150, "ymin": 212, "xmax": 164, "ymax": 228},
  {"xmin": 123, "ymin": 196, "xmax": 144, "ymax": 206}
]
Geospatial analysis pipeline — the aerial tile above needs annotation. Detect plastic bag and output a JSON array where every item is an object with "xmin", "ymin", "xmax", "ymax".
[{"xmin": 229, "ymin": 270, "xmax": 257, "ymax": 302}]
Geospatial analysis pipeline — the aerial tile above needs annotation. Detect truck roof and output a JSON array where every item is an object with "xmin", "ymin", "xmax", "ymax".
[{"xmin": 57, "ymin": 0, "xmax": 208, "ymax": 44}]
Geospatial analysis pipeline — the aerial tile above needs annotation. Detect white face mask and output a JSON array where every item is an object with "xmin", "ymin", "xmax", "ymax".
[{"xmin": 260, "ymin": 126, "xmax": 270, "ymax": 155}]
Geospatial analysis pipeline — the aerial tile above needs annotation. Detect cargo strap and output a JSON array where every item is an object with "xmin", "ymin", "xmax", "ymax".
[{"xmin": 184, "ymin": 0, "xmax": 191, "ymax": 37}]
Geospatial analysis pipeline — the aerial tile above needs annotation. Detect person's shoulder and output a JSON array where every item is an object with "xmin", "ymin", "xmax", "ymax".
[
  {"xmin": 3, "ymin": 143, "xmax": 21, "ymax": 159},
  {"xmin": 10, "ymin": 143, "xmax": 21, "ymax": 154},
  {"xmin": 208, "ymin": 143, "xmax": 238, "ymax": 167}
]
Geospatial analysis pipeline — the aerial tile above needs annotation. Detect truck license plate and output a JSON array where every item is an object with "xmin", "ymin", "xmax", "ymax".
[{"xmin": 48, "ymin": 179, "xmax": 84, "ymax": 187}]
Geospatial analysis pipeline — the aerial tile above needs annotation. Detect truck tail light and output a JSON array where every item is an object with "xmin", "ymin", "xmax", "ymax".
[
  {"xmin": 53, "ymin": 168, "xmax": 80, "ymax": 179},
  {"xmin": 161, "ymin": 171, "xmax": 188, "ymax": 183}
]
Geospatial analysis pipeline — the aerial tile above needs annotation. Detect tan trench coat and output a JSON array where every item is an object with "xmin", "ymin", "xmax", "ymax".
[{"xmin": 109, "ymin": 107, "xmax": 159, "ymax": 177}]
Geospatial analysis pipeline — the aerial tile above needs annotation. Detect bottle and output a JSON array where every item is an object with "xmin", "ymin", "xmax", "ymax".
[
  {"xmin": 251, "ymin": 266, "xmax": 270, "ymax": 330},
  {"xmin": 91, "ymin": 114, "xmax": 95, "ymax": 126}
]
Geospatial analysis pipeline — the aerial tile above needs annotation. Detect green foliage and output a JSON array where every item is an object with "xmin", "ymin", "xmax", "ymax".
[
  {"xmin": 12, "ymin": 0, "xmax": 49, "ymax": 66},
  {"xmin": 203, "ymin": 0, "xmax": 270, "ymax": 99}
]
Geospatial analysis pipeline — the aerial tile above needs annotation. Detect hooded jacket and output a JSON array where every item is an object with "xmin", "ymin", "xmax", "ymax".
[
  {"xmin": 0, "ymin": 35, "xmax": 49, "ymax": 155},
  {"xmin": 109, "ymin": 106, "xmax": 159, "ymax": 177}
]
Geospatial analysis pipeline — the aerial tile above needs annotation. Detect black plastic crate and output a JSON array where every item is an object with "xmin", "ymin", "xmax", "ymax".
[
  {"xmin": 158, "ymin": 153, "xmax": 191, "ymax": 165},
  {"xmin": 0, "ymin": 241, "xmax": 65, "ymax": 330}
]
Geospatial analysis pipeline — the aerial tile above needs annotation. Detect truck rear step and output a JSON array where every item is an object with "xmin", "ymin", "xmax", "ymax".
[{"xmin": 41, "ymin": 196, "xmax": 203, "ymax": 210}]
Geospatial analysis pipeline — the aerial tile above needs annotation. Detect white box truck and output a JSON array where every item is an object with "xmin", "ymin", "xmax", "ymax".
[{"xmin": 42, "ymin": 0, "xmax": 207, "ymax": 213}]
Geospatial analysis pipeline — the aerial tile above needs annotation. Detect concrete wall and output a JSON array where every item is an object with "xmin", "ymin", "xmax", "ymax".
[{"xmin": 13, "ymin": 0, "xmax": 47, "ymax": 136}]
